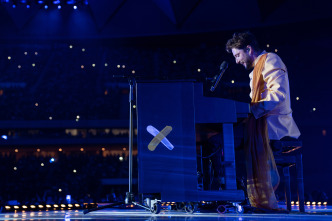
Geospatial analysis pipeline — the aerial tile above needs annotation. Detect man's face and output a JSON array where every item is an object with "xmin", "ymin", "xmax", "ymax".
[{"xmin": 231, "ymin": 48, "xmax": 254, "ymax": 70}]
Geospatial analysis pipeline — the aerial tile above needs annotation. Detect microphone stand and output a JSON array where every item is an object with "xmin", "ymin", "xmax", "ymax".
[{"xmin": 83, "ymin": 75, "xmax": 150, "ymax": 214}]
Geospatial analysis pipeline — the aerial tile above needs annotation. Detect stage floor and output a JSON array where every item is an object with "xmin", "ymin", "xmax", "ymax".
[{"xmin": 1, "ymin": 206, "xmax": 332, "ymax": 221}]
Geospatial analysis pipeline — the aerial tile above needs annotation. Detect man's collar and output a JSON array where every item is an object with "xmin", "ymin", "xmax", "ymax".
[{"xmin": 254, "ymin": 50, "xmax": 267, "ymax": 66}]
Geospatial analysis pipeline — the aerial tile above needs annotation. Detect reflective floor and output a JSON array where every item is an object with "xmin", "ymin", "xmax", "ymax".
[{"xmin": 1, "ymin": 206, "xmax": 332, "ymax": 221}]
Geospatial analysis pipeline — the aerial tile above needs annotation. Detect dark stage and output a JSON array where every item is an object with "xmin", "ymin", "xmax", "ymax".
[{"xmin": 1, "ymin": 205, "xmax": 332, "ymax": 221}]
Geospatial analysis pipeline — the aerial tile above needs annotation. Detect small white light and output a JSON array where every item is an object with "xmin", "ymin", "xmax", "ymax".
[
  {"xmin": 69, "ymin": 45, "xmax": 73, "ymax": 49},
  {"xmin": 8, "ymin": 56, "xmax": 11, "ymax": 60},
  {"xmin": 49, "ymin": 116, "xmax": 53, "ymax": 120},
  {"xmin": 73, "ymin": 169, "xmax": 77, "ymax": 173},
  {"xmin": 76, "ymin": 115, "xmax": 80, "ymax": 119},
  {"xmin": 296, "ymin": 97, "xmax": 299, "ymax": 100},
  {"xmin": 73, "ymin": 5, "xmax": 77, "ymax": 9},
  {"xmin": 173, "ymin": 60, "xmax": 176, "ymax": 64},
  {"xmin": 117, "ymin": 65, "xmax": 120, "ymax": 68},
  {"xmin": 59, "ymin": 189, "xmax": 62, "ymax": 192},
  {"xmin": 82, "ymin": 48, "xmax": 85, "ymax": 52},
  {"xmin": 32, "ymin": 63, "xmax": 36, "ymax": 67},
  {"xmin": 132, "ymin": 70, "xmax": 135, "ymax": 74},
  {"xmin": 105, "ymin": 63, "xmax": 108, "ymax": 67},
  {"xmin": 197, "ymin": 69, "xmax": 201, "ymax": 72},
  {"xmin": 313, "ymin": 108, "xmax": 316, "ymax": 111},
  {"xmin": 35, "ymin": 103, "xmax": 39, "ymax": 107},
  {"xmin": 14, "ymin": 167, "xmax": 17, "ymax": 170},
  {"xmin": 18, "ymin": 65, "xmax": 22, "ymax": 69},
  {"xmin": 24, "ymin": 52, "xmax": 28, "ymax": 55},
  {"xmin": 41, "ymin": 163, "xmax": 44, "ymax": 166},
  {"xmin": 267, "ymin": 44, "xmax": 270, "ymax": 48},
  {"xmin": 2, "ymin": 135, "xmax": 8, "ymax": 140},
  {"xmin": 76, "ymin": 119, "xmax": 79, "ymax": 122},
  {"xmin": 35, "ymin": 52, "xmax": 38, "ymax": 55},
  {"xmin": 231, "ymin": 80, "xmax": 235, "ymax": 84},
  {"xmin": 58, "ymin": 5, "xmax": 61, "ymax": 9},
  {"xmin": 92, "ymin": 64, "xmax": 95, "ymax": 67},
  {"xmin": 119, "ymin": 156, "xmax": 124, "ymax": 161},
  {"xmin": 122, "ymin": 65, "xmax": 125, "ymax": 68},
  {"xmin": 81, "ymin": 65, "xmax": 84, "ymax": 69},
  {"xmin": 275, "ymin": 49, "xmax": 278, "ymax": 52}
]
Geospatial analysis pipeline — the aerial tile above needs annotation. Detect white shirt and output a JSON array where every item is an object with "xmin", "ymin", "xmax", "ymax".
[{"xmin": 249, "ymin": 51, "xmax": 301, "ymax": 140}]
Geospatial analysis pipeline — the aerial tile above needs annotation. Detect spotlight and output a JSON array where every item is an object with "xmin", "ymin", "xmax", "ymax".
[
  {"xmin": 27, "ymin": 5, "xmax": 30, "ymax": 8},
  {"xmin": 53, "ymin": 0, "xmax": 60, "ymax": 4},
  {"xmin": 1, "ymin": 135, "xmax": 8, "ymax": 140},
  {"xmin": 73, "ymin": 5, "xmax": 77, "ymax": 9},
  {"xmin": 44, "ymin": 5, "xmax": 48, "ymax": 9},
  {"xmin": 58, "ymin": 5, "xmax": 61, "ymax": 9},
  {"xmin": 38, "ymin": 0, "xmax": 44, "ymax": 4},
  {"xmin": 12, "ymin": 4, "xmax": 16, "ymax": 8}
]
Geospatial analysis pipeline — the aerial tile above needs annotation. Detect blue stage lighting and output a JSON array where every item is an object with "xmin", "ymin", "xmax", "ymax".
[
  {"xmin": 38, "ymin": 0, "xmax": 44, "ymax": 4},
  {"xmin": 67, "ymin": 0, "xmax": 75, "ymax": 4},
  {"xmin": 50, "ymin": 158, "xmax": 55, "ymax": 163},
  {"xmin": 53, "ymin": 0, "xmax": 60, "ymax": 4},
  {"xmin": 58, "ymin": 5, "xmax": 61, "ymax": 9},
  {"xmin": 44, "ymin": 5, "xmax": 48, "ymax": 9},
  {"xmin": 12, "ymin": 4, "xmax": 16, "ymax": 8},
  {"xmin": 27, "ymin": 5, "xmax": 30, "ymax": 8},
  {"xmin": 73, "ymin": 5, "xmax": 77, "ymax": 9},
  {"xmin": 1, "ymin": 135, "xmax": 7, "ymax": 140}
]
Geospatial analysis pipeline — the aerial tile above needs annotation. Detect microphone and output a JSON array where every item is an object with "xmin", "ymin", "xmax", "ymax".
[{"xmin": 210, "ymin": 61, "xmax": 228, "ymax": 92}]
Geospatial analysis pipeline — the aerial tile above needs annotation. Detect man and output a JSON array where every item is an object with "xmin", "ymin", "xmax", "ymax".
[{"xmin": 225, "ymin": 32, "xmax": 300, "ymax": 211}]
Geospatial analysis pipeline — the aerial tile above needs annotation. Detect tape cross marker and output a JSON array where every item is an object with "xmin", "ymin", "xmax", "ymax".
[{"xmin": 147, "ymin": 125, "xmax": 174, "ymax": 151}]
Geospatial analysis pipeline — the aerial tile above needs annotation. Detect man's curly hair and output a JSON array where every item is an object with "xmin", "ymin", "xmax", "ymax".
[{"xmin": 225, "ymin": 32, "xmax": 261, "ymax": 53}]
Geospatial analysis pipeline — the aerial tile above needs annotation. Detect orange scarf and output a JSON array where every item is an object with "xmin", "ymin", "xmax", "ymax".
[{"xmin": 244, "ymin": 53, "xmax": 280, "ymax": 210}]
